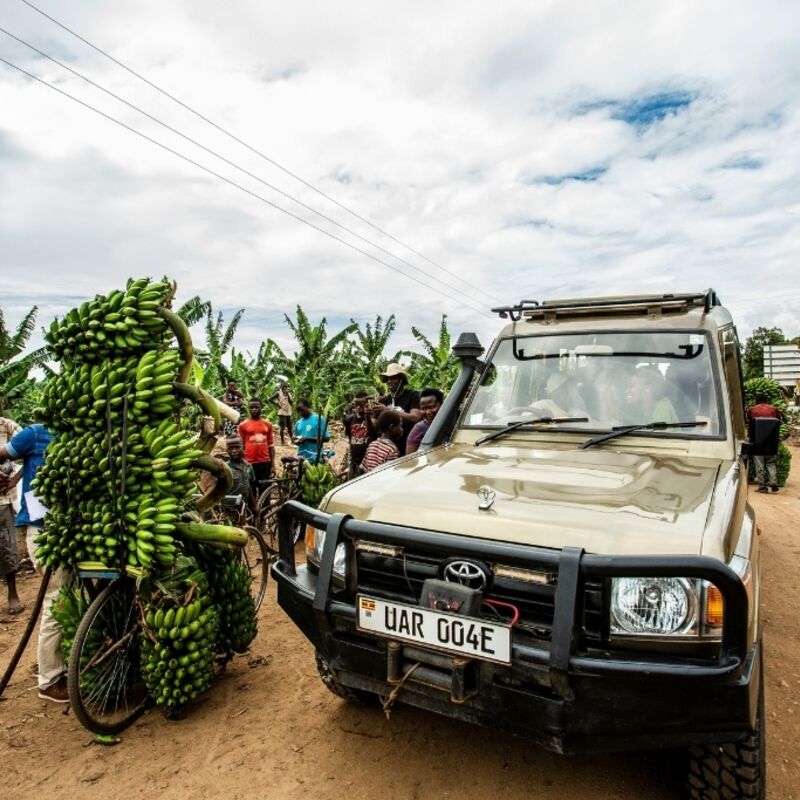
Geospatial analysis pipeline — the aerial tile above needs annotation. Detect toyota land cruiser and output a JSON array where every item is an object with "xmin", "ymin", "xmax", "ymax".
[{"xmin": 272, "ymin": 291, "xmax": 765, "ymax": 800}]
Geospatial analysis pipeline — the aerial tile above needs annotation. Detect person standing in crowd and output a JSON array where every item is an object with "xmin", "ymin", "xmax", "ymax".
[
  {"xmin": 369, "ymin": 363, "xmax": 420, "ymax": 455},
  {"xmin": 405, "ymin": 388, "xmax": 444, "ymax": 455},
  {"xmin": 238, "ymin": 399, "xmax": 275, "ymax": 487},
  {"xmin": 221, "ymin": 380, "xmax": 245, "ymax": 436},
  {"xmin": 344, "ymin": 391, "xmax": 371, "ymax": 478},
  {"xmin": 0, "ymin": 423, "xmax": 66, "ymax": 702},
  {"xmin": 225, "ymin": 435, "xmax": 256, "ymax": 509},
  {"xmin": 268, "ymin": 381, "xmax": 293, "ymax": 445},
  {"xmin": 0, "ymin": 416, "xmax": 23, "ymax": 615},
  {"xmin": 361, "ymin": 410, "xmax": 403, "ymax": 473},
  {"xmin": 293, "ymin": 399, "xmax": 330, "ymax": 464},
  {"xmin": 747, "ymin": 392, "xmax": 783, "ymax": 493}
]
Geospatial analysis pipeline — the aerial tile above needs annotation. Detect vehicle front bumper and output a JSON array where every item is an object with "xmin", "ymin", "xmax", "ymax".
[{"xmin": 272, "ymin": 502, "xmax": 760, "ymax": 755}]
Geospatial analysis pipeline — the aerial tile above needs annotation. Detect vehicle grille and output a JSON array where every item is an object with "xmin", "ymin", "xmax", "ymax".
[{"xmin": 354, "ymin": 549, "xmax": 606, "ymax": 645}]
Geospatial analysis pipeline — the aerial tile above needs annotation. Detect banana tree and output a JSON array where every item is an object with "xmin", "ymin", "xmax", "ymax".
[
  {"xmin": 267, "ymin": 306, "xmax": 358, "ymax": 416},
  {"xmin": 351, "ymin": 315, "xmax": 396, "ymax": 394},
  {"xmin": 176, "ymin": 296, "xmax": 212, "ymax": 327},
  {"xmin": 401, "ymin": 315, "xmax": 459, "ymax": 392},
  {"xmin": 0, "ymin": 306, "xmax": 49, "ymax": 421},
  {"xmin": 189, "ymin": 306, "xmax": 245, "ymax": 396}
]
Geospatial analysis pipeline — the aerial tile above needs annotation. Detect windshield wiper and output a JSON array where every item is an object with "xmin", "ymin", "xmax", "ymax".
[
  {"xmin": 475, "ymin": 416, "xmax": 589, "ymax": 446},
  {"xmin": 579, "ymin": 420, "xmax": 708, "ymax": 450}
]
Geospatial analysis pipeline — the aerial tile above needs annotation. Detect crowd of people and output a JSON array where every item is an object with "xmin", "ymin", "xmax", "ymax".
[{"xmin": 218, "ymin": 362, "xmax": 444, "ymax": 498}]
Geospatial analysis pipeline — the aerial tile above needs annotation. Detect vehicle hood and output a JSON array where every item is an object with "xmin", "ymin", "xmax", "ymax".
[{"xmin": 325, "ymin": 443, "xmax": 725, "ymax": 556}]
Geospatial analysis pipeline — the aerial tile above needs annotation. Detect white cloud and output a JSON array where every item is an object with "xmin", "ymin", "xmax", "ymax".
[{"xmin": 2, "ymin": 0, "xmax": 800, "ymax": 368}]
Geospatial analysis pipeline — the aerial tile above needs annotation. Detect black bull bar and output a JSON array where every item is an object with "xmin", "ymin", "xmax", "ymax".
[{"xmin": 275, "ymin": 500, "xmax": 750, "ymax": 686}]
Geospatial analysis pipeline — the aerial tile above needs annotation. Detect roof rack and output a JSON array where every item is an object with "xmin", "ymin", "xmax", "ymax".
[
  {"xmin": 490, "ymin": 299, "xmax": 540, "ymax": 322},
  {"xmin": 492, "ymin": 290, "xmax": 720, "ymax": 322}
]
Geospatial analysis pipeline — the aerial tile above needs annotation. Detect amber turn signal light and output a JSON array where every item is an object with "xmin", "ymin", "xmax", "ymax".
[{"xmin": 705, "ymin": 585, "xmax": 724, "ymax": 626}]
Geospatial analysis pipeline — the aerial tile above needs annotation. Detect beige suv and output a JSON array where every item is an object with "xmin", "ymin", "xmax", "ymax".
[{"xmin": 273, "ymin": 292, "xmax": 764, "ymax": 800}]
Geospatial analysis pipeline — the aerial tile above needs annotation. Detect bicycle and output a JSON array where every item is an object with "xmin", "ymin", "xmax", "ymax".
[
  {"xmin": 67, "ymin": 565, "xmax": 148, "ymax": 735},
  {"xmin": 255, "ymin": 448, "xmax": 352, "ymax": 554},
  {"xmin": 212, "ymin": 493, "xmax": 270, "ymax": 612},
  {"xmin": 254, "ymin": 456, "xmax": 306, "ymax": 554}
]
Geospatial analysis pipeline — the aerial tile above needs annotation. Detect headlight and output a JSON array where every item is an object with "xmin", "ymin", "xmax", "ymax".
[
  {"xmin": 610, "ymin": 577, "xmax": 698, "ymax": 636},
  {"xmin": 305, "ymin": 525, "xmax": 347, "ymax": 580}
]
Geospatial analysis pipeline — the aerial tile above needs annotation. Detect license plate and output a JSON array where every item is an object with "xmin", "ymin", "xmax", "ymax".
[{"xmin": 357, "ymin": 595, "xmax": 511, "ymax": 664}]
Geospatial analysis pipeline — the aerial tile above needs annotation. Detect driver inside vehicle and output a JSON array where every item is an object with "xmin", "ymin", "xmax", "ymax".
[
  {"xmin": 625, "ymin": 366, "xmax": 679, "ymax": 423},
  {"xmin": 528, "ymin": 371, "xmax": 589, "ymax": 419}
]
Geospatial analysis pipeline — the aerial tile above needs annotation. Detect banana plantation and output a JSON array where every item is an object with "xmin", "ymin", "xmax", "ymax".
[{"xmin": 0, "ymin": 299, "xmax": 460, "ymax": 426}]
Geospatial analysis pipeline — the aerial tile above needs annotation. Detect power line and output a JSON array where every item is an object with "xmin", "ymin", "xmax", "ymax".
[
  {"xmin": 17, "ymin": 0, "xmax": 500, "ymax": 305},
  {"xmin": 0, "ymin": 56, "xmax": 493, "ymax": 318},
  {"xmin": 1, "ymin": 27, "xmax": 492, "ymax": 312}
]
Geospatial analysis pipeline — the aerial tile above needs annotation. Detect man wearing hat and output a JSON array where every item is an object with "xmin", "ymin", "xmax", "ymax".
[{"xmin": 369, "ymin": 363, "xmax": 421, "ymax": 454}]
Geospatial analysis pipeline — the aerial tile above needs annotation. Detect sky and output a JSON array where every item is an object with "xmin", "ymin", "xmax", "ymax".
[{"xmin": 2, "ymin": 0, "xmax": 800, "ymax": 363}]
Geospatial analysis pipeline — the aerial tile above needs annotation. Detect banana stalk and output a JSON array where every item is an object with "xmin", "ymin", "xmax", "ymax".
[
  {"xmin": 157, "ymin": 308, "xmax": 193, "ymax": 383},
  {"xmin": 192, "ymin": 455, "xmax": 233, "ymax": 512},
  {"xmin": 173, "ymin": 521, "xmax": 248, "ymax": 547},
  {"xmin": 173, "ymin": 383, "xmax": 221, "ymax": 453}
]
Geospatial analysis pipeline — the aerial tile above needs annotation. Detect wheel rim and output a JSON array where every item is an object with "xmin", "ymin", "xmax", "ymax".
[{"xmin": 68, "ymin": 582, "xmax": 148, "ymax": 734}]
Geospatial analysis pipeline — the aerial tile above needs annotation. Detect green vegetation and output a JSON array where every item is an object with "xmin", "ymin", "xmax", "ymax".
[
  {"xmin": 0, "ymin": 305, "xmax": 49, "ymax": 424},
  {"xmin": 741, "ymin": 326, "xmax": 789, "ymax": 380}
]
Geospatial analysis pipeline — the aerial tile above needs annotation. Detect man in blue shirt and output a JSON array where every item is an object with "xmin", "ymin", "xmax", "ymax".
[
  {"xmin": 0, "ymin": 423, "xmax": 67, "ymax": 703},
  {"xmin": 292, "ymin": 399, "xmax": 330, "ymax": 464}
]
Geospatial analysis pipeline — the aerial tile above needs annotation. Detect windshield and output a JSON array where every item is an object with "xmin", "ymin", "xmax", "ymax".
[{"xmin": 462, "ymin": 331, "xmax": 722, "ymax": 438}]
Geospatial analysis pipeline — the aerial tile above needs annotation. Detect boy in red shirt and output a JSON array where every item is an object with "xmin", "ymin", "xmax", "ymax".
[{"xmin": 238, "ymin": 399, "xmax": 275, "ymax": 487}]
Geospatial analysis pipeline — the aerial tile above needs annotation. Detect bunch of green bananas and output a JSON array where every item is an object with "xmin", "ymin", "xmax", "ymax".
[
  {"xmin": 33, "ymin": 278, "xmax": 198, "ymax": 572},
  {"xmin": 35, "ymin": 497, "xmax": 125, "ymax": 565},
  {"xmin": 143, "ymin": 418, "xmax": 205, "ymax": 498},
  {"xmin": 123, "ymin": 492, "xmax": 181, "ymax": 570},
  {"xmin": 743, "ymin": 377, "xmax": 790, "ymax": 439},
  {"xmin": 44, "ymin": 278, "xmax": 172, "ymax": 362},
  {"xmin": 195, "ymin": 545, "xmax": 257, "ymax": 658},
  {"xmin": 131, "ymin": 349, "xmax": 182, "ymax": 423},
  {"xmin": 300, "ymin": 462, "xmax": 338, "ymax": 507},
  {"xmin": 50, "ymin": 585, "xmax": 89, "ymax": 662},
  {"xmin": 141, "ymin": 592, "xmax": 219, "ymax": 711},
  {"xmin": 40, "ymin": 278, "xmax": 260, "ymax": 719}
]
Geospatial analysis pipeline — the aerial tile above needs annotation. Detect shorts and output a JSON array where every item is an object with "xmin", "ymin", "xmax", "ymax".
[
  {"xmin": 0, "ymin": 504, "xmax": 19, "ymax": 576},
  {"xmin": 278, "ymin": 415, "xmax": 292, "ymax": 431},
  {"xmin": 251, "ymin": 461, "xmax": 273, "ymax": 485}
]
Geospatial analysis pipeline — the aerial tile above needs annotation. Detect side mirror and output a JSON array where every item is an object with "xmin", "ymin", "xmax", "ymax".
[{"xmin": 744, "ymin": 417, "xmax": 780, "ymax": 457}]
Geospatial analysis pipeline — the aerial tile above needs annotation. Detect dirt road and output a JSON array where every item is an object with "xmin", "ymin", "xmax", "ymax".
[{"xmin": 1, "ymin": 451, "xmax": 798, "ymax": 799}]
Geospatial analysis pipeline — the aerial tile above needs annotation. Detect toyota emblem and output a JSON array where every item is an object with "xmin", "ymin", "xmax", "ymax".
[
  {"xmin": 442, "ymin": 560, "xmax": 489, "ymax": 591},
  {"xmin": 477, "ymin": 486, "xmax": 496, "ymax": 511}
]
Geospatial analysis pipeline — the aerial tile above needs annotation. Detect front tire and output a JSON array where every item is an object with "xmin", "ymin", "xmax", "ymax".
[
  {"xmin": 68, "ymin": 580, "xmax": 149, "ymax": 734},
  {"xmin": 316, "ymin": 651, "xmax": 378, "ymax": 706},
  {"xmin": 687, "ymin": 651, "xmax": 766, "ymax": 800}
]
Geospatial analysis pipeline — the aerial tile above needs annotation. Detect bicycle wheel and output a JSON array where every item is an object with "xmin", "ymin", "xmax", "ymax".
[
  {"xmin": 67, "ymin": 580, "xmax": 149, "ymax": 734},
  {"xmin": 263, "ymin": 499, "xmax": 305, "ymax": 554},
  {"xmin": 241, "ymin": 526, "xmax": 269, "ymax": 612},
  {"xmin": 254, "ymin": 482, "xmax": 281, "ymax": 517},
  {"xmin": 255, "ymin": 483, "xmax": 283, "ymax": 552}
]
